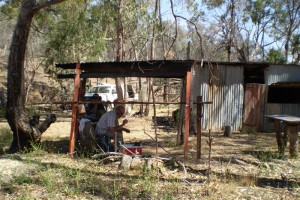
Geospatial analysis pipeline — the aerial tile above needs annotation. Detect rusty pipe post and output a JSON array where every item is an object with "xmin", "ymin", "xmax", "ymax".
[
  {"xmin": 184, "ymin": 71, "xmax": 191, "ymax": 159},
  {"xmin": 69, "ymin": 63, "xmax": 81, "ymax": 157}
]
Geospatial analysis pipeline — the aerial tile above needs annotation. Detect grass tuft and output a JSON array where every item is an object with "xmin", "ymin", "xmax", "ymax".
[{"xmin": 0, "ymin": 127, "xmax": 13, "ymax": 152}]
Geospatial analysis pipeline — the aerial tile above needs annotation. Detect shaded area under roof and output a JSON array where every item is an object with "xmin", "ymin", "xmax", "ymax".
[
  {"xmin": 56, "ymin": 60, "xmax": 195, "ymax": 78},
  {"xmin": 55, "ymin": 60, "xmax": 271, "ymax": 79}
]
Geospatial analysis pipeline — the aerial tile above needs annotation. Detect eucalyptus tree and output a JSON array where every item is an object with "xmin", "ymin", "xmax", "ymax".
[
  {"xmin": 243, "ymin": 0, "xmax": 273, "ymax": 61},
  {"xmin": 270, "ymin": 0, "xmax": 300, "ymax": 63},
  {"xmin": 45, "ymin": 0, "xmax": 107, "ymax": 68},
  {"xmin": 0, "ymin": 1, "xmax": 64, "ymax": 103},
  {"xmin": 201, "ymin": 0, "xmax": 274, "ymax": 62},
  {"xmin": 202, "ymin": 0, "xmax": 242, "ymax": 61},
  {"xmin": 291, "ymin": 34, "xmax": 300, "ymax": 64},
  {"xmin": 265, "ymin": 48, "xmax": 286, "ymax": 64},
  {"xmin": 4, "ymin": 0, "xmax": 66, "ymax": 153}
]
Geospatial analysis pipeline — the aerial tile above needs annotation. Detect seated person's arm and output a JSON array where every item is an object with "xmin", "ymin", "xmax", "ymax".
[{"xmin": 108, "ymin": 119, "xmax": 130, "ymax": 133}]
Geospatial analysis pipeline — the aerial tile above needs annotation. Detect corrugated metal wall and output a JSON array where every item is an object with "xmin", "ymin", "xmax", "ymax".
[
  {"xmin": 192, "ymin": 63, "xmax": 244, "ymax": 131},
  {"xmin": 192, "ymin": 63, "xmax": 300, "ymax": 132},
  {"xmin": 264, "ymin": 64, "xmax": 300, "ymax": 131},
  {"xmin": 265, "ymin": 64, "xmax": 300, "ymax": 84}
]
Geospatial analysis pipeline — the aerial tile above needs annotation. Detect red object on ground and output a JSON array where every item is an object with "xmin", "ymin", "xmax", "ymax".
[{"xmin": 122, "ymin": 144, "xmax": 143, "ymax": 155}]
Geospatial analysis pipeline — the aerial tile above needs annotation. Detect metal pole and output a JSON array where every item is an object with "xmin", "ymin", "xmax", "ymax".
[
  {"xmin": 196, "ymin": 96, "xmax": 203, "ymax": 160},
  {"xmin": 184, "ymin": 71, "xmax": 191, "ymax": 159},
  {"xmin": 69, "ymin": 63, "xmax": 81, "ymax": 157}
]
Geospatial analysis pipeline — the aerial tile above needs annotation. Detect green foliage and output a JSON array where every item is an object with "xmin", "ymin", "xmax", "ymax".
[
  {"xmin": 29, "ymin": 141, "xmax": 46, "ymax": 154},
  {"xmin": 270, "ymin": 0, "xmax": 300, "ymax": 62},
  {"xmin": 0, "ymin": 127, "xmax": 12, "ymax": 150},
  {"xmin": 265, "ymin": 48, "xmax": 286, "ymax": 64},
  {"xmin": 40, "ymin": 167, "xmax": 59, "ymax": 192},
  {"xmin": 245, "ymin": 0, "xmax": 272, "ymax": 24},
  {"xmin": 45, "ymin": 0, "xmax": 106, "ymax": 66},
  {"xmin": 0, "ymin": 0, "xmax": 20, "ymax": 20},
  {"xmin": 202, "ymin": 0, "xmax": 225, "ymax": 9},
  {"xmin": 249, "ymin": 149, "xmax": 283, "ymax": 162},
  {"xmin": 291, "ymin": 34, "xmax": 300, "ymax": 60},
  {"xmin": 0, "ymin": 107, "xmax": 6, "ymax": 118},
  {"xmin": 25, "ymin": 106, "xmax": 38, "ymax": 117},
  {"xmin": 134, "ymin": 172, "xmax": 158, "ymax": 198},
  {"xmin": 14, "ymin": 174, "xmax": 35, "ymax": 185}
]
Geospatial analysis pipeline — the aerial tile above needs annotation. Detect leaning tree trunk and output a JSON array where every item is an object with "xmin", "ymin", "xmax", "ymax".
[{"xmin": 6, "ymin": 0, "xmax": 64, "ymax": 153}]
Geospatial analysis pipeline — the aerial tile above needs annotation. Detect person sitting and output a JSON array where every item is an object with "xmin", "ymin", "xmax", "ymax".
[
  {"xmin": 83, "ymin": 94, "xmax": 106, "ymax": 123},
  {"xmin": 95, "ymin": 105, "xmax": 130, "ymax": 152},
  {"xmin": 78, "ymin": 118, "xmax": 98, "ymax": 154}
]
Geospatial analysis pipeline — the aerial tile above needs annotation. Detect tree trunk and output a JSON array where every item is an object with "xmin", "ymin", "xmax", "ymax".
[
  {"xmin": 144, "ymin": 78, "xmax": 152, "ymax": 116},
  {"xmin": 114, "ymin": 0, "xmax": 125, "ymax": 102},
  {"xmin": 138, "ymin": 77, "xmax": 143, "ymax": 114},
  {"xmin": 6, "ymin": 0, "xmax": 64, "ymax": 153},
  {"xmin": 163, "ymin": 78, "xmax": 168, "ymax": 102},
  {"xmin": 144, "ymin": 0, "xmax": 159, "ymax": 116}
]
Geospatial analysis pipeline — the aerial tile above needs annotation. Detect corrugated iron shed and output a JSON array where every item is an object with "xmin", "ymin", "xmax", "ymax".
[
  {"xmin": 264, "ymin": 64, "xmax": 300, "ymax": 131},
  {"xmin": 192, "ymin": 62, "xmax": 245, "ymax": 131}
]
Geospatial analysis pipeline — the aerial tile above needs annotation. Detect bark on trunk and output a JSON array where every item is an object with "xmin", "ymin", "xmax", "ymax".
[{"xmin": 6, "ymin": 0, "xmax": 59, "ymax": 153}]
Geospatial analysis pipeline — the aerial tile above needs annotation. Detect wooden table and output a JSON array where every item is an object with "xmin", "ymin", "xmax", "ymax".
[{"xmin": 266, "ymin": 115, "xmax": 300, "ymax": 157}]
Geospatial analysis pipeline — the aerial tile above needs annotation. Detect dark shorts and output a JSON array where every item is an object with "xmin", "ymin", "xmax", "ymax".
[{"xmin": 96, "ymin": 132, "xmax": 124, "ymax": 152}]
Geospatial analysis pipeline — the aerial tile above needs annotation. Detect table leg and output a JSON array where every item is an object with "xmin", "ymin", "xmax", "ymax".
[
  {"xmin": 285, "ymin": 124, "xmax": 298, "ymax": 158},
  {"xmin": 274, "ymin": 120, "xmax": 286, "ymax": 155},
  {"xmin": 283, "ymin": 125, "xmax": 288, "ymax": 148}
]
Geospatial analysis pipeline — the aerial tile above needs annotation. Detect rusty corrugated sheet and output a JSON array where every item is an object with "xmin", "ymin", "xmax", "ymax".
[
  {"xmin": 243, "ymin": 83, "xmax": 266, "ymax": 131},
  {"xmin": 194, "ymin": 63, "xmax": 244, "ymax": 131}
]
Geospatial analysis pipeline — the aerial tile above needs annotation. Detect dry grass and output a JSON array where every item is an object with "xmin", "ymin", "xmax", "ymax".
[{"xmin": 1, "ymin": 106, "xmax": 300, "ymax": 199}]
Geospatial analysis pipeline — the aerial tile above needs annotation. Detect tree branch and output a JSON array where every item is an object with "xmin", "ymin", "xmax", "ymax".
[
  {"xmin": 169, "ymin": 0, "xmax": 205, "ymax": 60},
  {"xmin": 33, "ymin": 0, "xmax": 66, "ymax": 12}
]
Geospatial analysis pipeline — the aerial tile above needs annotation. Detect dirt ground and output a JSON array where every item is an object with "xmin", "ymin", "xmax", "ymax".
[{"xmin": 1, "ymin": 107, "xmax": 300, "ymax": 199}]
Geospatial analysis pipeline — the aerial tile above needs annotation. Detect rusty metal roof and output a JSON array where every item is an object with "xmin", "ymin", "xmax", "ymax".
[
  {"xmin": 56, "ymin": 60, "xmax": 195, "ymax": 78},
  {"xmin": 55, "ymin": 60, "xmax": 271, "ymax": 79}
]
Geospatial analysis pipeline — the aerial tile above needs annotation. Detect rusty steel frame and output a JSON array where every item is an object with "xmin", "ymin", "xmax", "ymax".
[
  {"xmin": 67, "ymin": 63, "xmax": 197, "ymax": 159},
  {"xmin": 69, "ymin": 63, "xmax": 81, "ymax": 157},
  {"xmin": 184, "ymin": 71, "xmax": 191, "ymax": 159}
]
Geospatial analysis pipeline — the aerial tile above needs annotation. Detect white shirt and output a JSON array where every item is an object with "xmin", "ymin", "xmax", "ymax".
[{"xmin": 95, "ymin": 109, "xmax": 118, "ymax": 136}]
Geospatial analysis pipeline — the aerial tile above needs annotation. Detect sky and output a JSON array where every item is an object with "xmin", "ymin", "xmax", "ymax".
[{"xmin": 160, "ymin": 0, "xmax": 195, "ymax": 25}]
